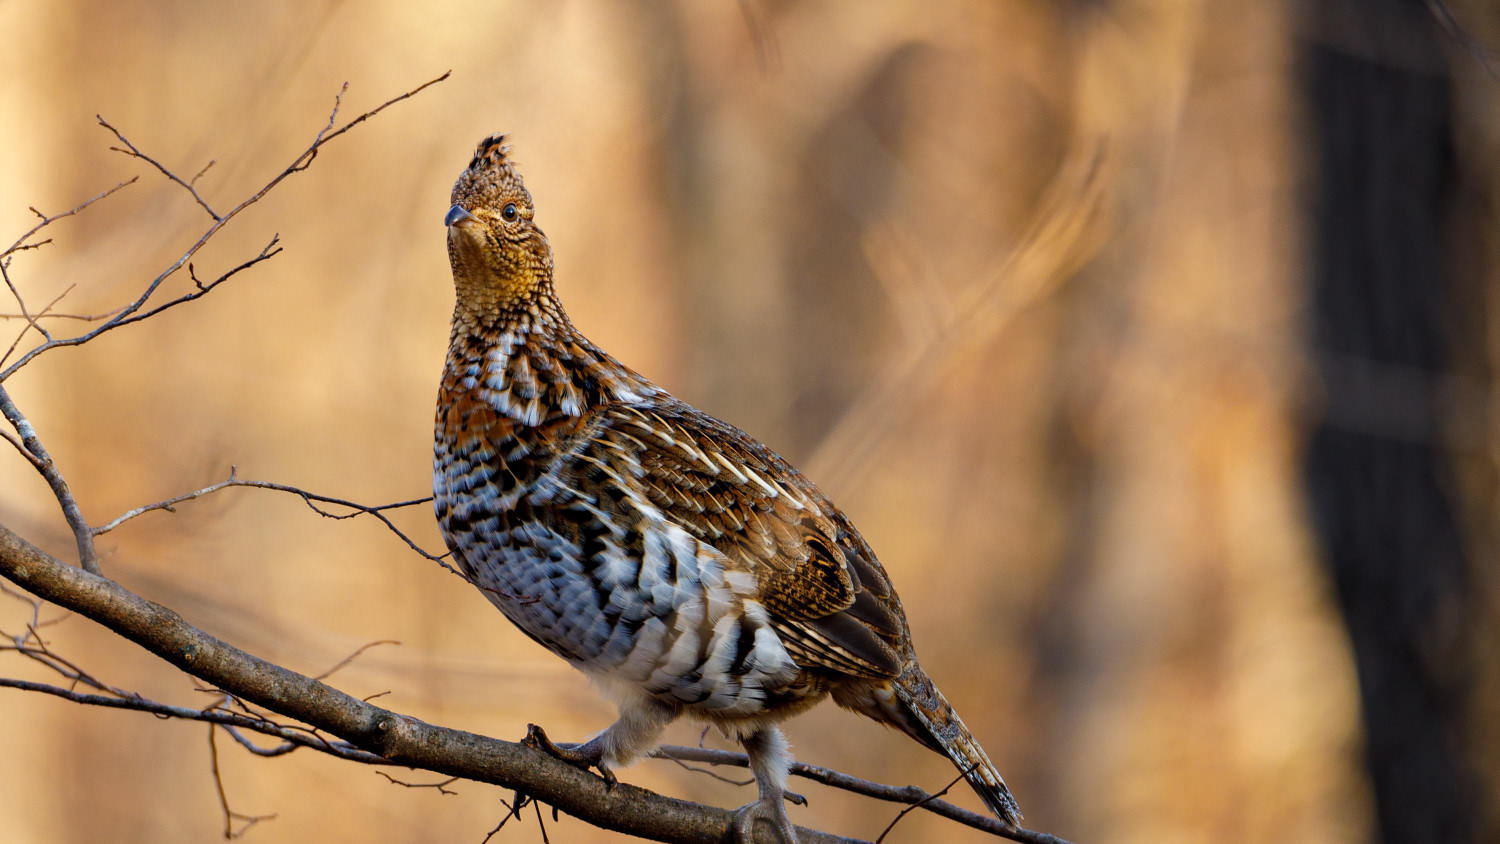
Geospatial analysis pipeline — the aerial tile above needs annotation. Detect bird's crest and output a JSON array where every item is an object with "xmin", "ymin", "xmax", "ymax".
[
  {"xmin": 468, "ymin": 133, "xmax": 511, "ymax": 170},
  {"xmin": 452, "ymin": 132, "xmax": 532, "ymax": 213}
]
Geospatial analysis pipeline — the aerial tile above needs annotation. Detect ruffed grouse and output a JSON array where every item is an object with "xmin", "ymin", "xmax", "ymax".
[{"xmin": 434, "ymin": 135, "xmax": 1020, "ymax": 841}]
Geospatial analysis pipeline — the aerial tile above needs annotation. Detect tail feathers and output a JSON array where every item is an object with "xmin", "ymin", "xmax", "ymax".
[{"xmin": 894, "ymin": 671, "xmax": 1022, "ymax": 825}]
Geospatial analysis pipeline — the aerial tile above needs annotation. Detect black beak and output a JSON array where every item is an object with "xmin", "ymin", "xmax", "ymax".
[{"xmin": 445, "ymin": 204, "xmax": 478, "ymax": 227}]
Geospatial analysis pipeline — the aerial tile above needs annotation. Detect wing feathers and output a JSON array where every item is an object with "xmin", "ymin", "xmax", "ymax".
[{"xmin": 590, "ymin": 401, "xmax": 908, "ymax": 681}]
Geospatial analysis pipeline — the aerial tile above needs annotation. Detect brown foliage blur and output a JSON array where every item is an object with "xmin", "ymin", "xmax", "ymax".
[{"xmin": 3, "ymin": 1, "xmax": 1497, "ymax": 842}]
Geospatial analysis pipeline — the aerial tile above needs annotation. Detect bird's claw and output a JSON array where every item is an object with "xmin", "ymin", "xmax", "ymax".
[
  {"xmin": 522, "ymin": 724, "xmax": 618, "ymax": 790},
  {"xmin": 732, "ymin": 794, "xmax": 799, "ymax": 843}
]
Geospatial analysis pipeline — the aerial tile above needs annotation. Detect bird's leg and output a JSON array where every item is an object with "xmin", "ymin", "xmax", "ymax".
[
  {"xmin": 523, "ymin": 694, "xmax": 678, "ymax": 790},
  {"xmin": 732, "ymin": 725, "xmax": 799, "ymax": 844}
]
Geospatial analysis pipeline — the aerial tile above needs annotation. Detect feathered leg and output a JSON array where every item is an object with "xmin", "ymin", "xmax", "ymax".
[
  {"xmin": 732, "ymin": 725, "xmax": 799, "ymax": 843},
  {"xmin": 526, "ymin": 693, "xmax": 679, "ymax": 787}
]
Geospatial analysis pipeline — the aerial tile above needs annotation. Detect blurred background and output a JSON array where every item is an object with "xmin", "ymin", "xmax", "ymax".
[{"xmin": 1, "ymin": 1, "xmax": 1497, "ymax": 842}]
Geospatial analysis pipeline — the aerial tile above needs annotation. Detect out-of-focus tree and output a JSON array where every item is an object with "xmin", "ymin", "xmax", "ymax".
[{"xmin": 1300, "ymin": 2, "xmax": 1500, "ymax": 842}]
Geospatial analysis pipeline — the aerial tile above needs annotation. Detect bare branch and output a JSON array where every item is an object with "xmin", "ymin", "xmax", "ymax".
[
  {"xmin": 0, "ymin": 426, "xmax": 43, "ymax": 470},
  {"xmin": 92, "ymin": 467, "xmax": 448, "ymax": 569},
  {"xmin": 0, "ymin": 71, "xmax": 451, "ymax": 383},
  {"xmin": 0, "ymin": 385, "xmax": 99, "ymax": 573},
  {"xmin": 375, "ymin": 771, "xmax": 460, "ymax": 795},
  {"xmin": 191, "ymin": 159, "xmax": 217, "ymax": 186}
]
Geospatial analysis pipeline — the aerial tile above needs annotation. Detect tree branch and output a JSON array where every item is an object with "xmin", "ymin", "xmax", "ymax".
[
  {"xmin": 0, "ymin": 522, "xmax": 1073, "ymax": 843},
  {"xmin": 0, "ymin": 522, "xmax": 871, "ymax": 844},
  {"xmin": 0, "ymin": 385, "xmax": 99, "ymax": 573}
]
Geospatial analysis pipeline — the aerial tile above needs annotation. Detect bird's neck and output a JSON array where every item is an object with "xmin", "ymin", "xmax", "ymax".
[{"xmin": 442, "ymin": 291, "xmax": 656, "ymax": 428}]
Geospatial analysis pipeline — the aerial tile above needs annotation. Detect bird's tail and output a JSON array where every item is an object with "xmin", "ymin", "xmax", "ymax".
[{"xmin": 893, "ymin": 668, "xmax": 1022, "ymax": 825}]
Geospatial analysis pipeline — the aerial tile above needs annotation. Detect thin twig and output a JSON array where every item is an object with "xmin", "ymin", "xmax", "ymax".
[
  {"xmin": 0, "ymin": 306, "xmax": 130, "ymax": 322},
  {"xmin": 220, "ymin": 726, "xmax": 298, "ymax": 758},
  {"xmin": 92, "ymin": 467, "xmax": 447, "ymax": 566},
  {"xmin": 24, "ymin": 282, "xmax": 80, "ymax": 342},
  {"xmin": 0, "ymin": 427, "xmax": 43, "ymax": 470},
  {"xmin": 664, "ymin": 755, "xmax": 755, "ymax": 787},
  {"xmin": 73, "ymin": 235, "xmax": 283, "ymax": 335},
  {"xmin": 0, "ymin": 260, "xmax": 36, "ymax": 343},
  {"xmin": 874, "ymin": 764, "xmax": 973, "ymax": 843},
  {"xmin": 482, "ymin": 797, "xmax": 527, "ymax": 843},
  {"xmin": 190, "ymin": 159, "xmax": 217, "ymax": 186},
  {"xmin": 0, "ymin": 580, "xmax": 43, "ymax": 621},
  {"xmin": 313, "ymin": 639, "xmax": 400, "ymax": 682},
  {"xmin": 87, "ymin": 468, "xmax": 537, "ymax": 603},
  {"xmin": 0, "ymin": 280, "xmax": 86, "ymax": 368},
  {"xmin": 534, "ymin": 797, "xmax": 552, "ymax": 844},
  {"xmin": 375, "ymin": 771, "xmax": 460, "ymax": 795},
  {"xmin": 0, "ymin": 678, "xmax": 382, "ymax": 763},
  {"xmin": 209, "ymin": 724, "xmax": 278, "ymax": 838},
  {"xmin": 1, "ymin": 177, "xmax": 138, "ymax": 261},
  {"xmin": 197, "ymin": 691, "xmax": 345, "ymax": 755},
  {"xmin": 100, "ymin": 117, "xmax": 221, "ymax": 220}
]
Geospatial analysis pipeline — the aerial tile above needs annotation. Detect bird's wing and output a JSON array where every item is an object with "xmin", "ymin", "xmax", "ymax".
[{"xmin": 591, "ymin": 401, "xmax": 908, "ymax": 680}]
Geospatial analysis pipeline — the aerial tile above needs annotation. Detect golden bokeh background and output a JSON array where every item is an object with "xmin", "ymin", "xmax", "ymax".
[{"xmin": 1, "ymin": 2, "xmax": 1495, "ymax": 842}]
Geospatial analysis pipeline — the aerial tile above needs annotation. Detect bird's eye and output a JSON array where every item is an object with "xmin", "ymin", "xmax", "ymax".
[{"xmin": 502, "ymin": 203, "xmax": 519, "ymax": 221}]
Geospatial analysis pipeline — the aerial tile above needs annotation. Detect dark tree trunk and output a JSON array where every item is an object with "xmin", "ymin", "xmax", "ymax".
[{"xmin": 1299, "ymin": 3, "xmax": 1482, "ymax": 842}]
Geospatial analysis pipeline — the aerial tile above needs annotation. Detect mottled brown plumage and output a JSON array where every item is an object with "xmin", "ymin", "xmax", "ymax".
[{"xmin": 434, "ymin": 135, "xmax": 1019, "ymax": 841}]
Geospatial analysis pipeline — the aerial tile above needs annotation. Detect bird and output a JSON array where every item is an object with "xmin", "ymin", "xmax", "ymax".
[{"xmin": 433, "ymin": 134, "xmax": 1021, "ymax": 842}]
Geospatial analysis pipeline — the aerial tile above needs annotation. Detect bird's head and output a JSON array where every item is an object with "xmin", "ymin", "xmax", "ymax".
[{"xmin": 445, "ymin": 134, "xmax": 556, "ymax": 320}]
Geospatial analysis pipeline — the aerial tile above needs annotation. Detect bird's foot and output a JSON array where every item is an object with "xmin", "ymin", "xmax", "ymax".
[
  {"xmin": 732, "ymin": 793, "xmax": 800, "ymax": 843},
  {"xmin": 522, "ymin": 723, "xmax": 618, "ymax": 790}
]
